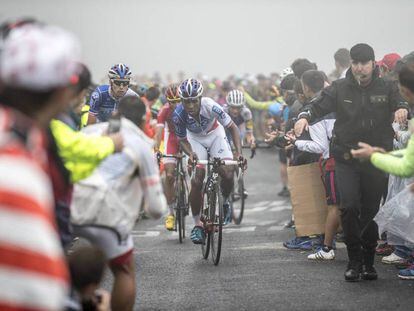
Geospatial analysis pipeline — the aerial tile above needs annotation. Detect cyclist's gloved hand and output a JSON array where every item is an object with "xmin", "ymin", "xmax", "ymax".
[
  {"xmin": 238, "ymin": 155, "xmax": 247, "ymax": 170},
  {"xmin": 189, "ymin": 152, "xmax": 198, "ymax": 166}
]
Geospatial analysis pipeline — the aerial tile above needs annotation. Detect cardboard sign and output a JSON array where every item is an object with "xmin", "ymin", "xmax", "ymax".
[{"xmin": 287, "ymin": 162, "xmax": 328, "ymax": 237}]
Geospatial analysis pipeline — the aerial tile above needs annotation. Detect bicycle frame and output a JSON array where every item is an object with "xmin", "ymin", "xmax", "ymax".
[{"xmin": 157, "ymin": 152, "xmax": 190, "ymax": 242}]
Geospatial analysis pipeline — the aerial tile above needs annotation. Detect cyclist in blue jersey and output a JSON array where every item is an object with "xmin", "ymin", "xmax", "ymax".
[
  {"xmin": 87, "ymin": 63, "xmax": 138, "ymax": 124},
  {"xmin": 173, "ymin": 78, "xmax": 245, "ymax": 245}
]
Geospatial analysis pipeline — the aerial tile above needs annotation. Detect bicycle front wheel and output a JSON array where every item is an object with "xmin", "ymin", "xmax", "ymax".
[
  {"xmin": 210, "ymin": 182, "xmax": 223, "ymax": 265},
  {"xmin": 201, "ymin": 183, "xmax": 210, "ymax": 259},
  {"xmin": 231, "ymin": 170, "xmax": 245, "ymax": 225}
]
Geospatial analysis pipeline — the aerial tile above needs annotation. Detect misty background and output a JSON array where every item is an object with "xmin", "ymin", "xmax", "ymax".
[{"xmin": 2, "ymin": 0, "xmax": 414, "ymax": 82}]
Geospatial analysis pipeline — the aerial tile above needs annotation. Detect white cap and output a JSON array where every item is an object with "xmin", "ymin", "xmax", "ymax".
[{"xmin": 0, "ymin": 24, "xmax": 81, "ymax": 91}]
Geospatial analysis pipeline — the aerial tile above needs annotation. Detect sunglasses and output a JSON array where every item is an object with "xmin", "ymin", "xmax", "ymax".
[
  {"xmin": 113, "ymin": 80, "xmax": 130, "ymax": 87},
  {"xmin": 182, "ymin": 98, "xmax": 200, "ymax": 104}
]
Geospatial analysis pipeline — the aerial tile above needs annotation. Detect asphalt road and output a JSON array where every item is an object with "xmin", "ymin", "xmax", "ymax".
[{"xmin": 102, "ymin": 148, "xmax": 414, "ymax": 311}]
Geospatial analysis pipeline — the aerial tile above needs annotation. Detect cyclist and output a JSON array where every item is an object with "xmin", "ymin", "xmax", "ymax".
[
  {"xmin": 224, "ymin": 90, "xmax": 256, "ymax": 198},
  {"xmin": 224, "ymin": 89, "xmax": 256, "ymax": 148},
  {"xmin": 173, "ymin": 78, "xmax": 245, "ymax": 245},
  {"xmin": 87, "ymin": 63, "xmax": 138, "ymax": 124},
  {"xmin": 154, "ymin": 83, "xmax": 182, "ymax": 231}
]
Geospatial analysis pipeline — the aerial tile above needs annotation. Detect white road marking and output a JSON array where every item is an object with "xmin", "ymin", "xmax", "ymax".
[
  {"xmin": 131, "ymin": 231, "xmax": 160, "ymax": 237},
  {"xmin": 267, "ymin": 225, "xmax": 285, "ymax": 231},
  {"xmin": 224, "ymin": 226, "xmax": 256, "ymax": 233},
  {"xmin": 255, "ymin": 220, "xmax": 280, "ymax": 226},
  {"xmin": 268, "ymin": 200, "xmax": 289, "ymax": 207},
  {"xmin": 268, "ymin": 205, "xmax": 291, "ymax": 212},
  {"xmin": 230, "ymin": 242, "xmax": 346, "ymax": 250},
  {"xmin": 244, "ymin": 206, "xmax": 268, "ymax": 214}
]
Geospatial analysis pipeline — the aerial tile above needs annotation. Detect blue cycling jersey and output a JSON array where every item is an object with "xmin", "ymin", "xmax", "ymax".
[{"xmin": 89, "ymin": 85, "xmax": 138, "ymax": 122}]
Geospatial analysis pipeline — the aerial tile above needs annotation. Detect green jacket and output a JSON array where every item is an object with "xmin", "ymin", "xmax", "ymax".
[
  {"xmin": 371, "ymin": 133, "xmax": 414, "ymax": 178},
  {"xmin": 244, "ymin": 91, "xmax": 285, "ymax": 111},
  {"xmin": 50, "ymin": 119, "xmax": 115, "ymax": 183}
]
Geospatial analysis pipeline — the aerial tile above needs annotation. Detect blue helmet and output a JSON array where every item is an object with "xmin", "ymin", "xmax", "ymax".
[
  {"xmin": 108, "ymin": 63, "xmax": 132, "ymax": 80},
  {"xmin": 178, "ymin": 78, "xmax": 203, "ymax": 99},
  {"xmin": 268, "ymin": 103, "xmax": 283, "ymax": 117}
]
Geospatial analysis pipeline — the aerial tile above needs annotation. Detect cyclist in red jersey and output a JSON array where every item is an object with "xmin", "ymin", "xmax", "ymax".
[{"xmin": 154, "ymin": 84, "xmax": 181, "ymax": 230}]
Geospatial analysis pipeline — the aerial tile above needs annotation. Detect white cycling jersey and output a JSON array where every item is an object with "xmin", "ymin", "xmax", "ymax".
[
  {"xmin": 173, "ymin": 97, "xmax": 233, "ymax": 138},
  {"xmin": 172, "ymin": 97, "xmax": 234, "ymax": 161}
]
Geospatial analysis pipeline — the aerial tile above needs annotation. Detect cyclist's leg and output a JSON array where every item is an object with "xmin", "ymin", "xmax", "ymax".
[
  {"xmin": 164, "ymin": 163, "xmax": 177, "ymax": 209},
  {"xmin": 209, "ymin": 127, "xmax": 234, "ymax": 199},
  {"xmin": 164, "ymin": 132, "xmax": 179, "ymax": 230},
  {"xmin": 187, "ymin": 135, "xmax": 207, "ymax": 227}
]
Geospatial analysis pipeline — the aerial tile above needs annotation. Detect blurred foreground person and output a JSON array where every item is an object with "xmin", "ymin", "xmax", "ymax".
[
  {"xmin": 71, "ymin": 96, "xmax": 167, "ymax": 311},
  {"xmin": 50, "ymin": 63, "xmax": 124, "ymax": 249},
  {"xmin": 67, "ymin": 246, "xmax": 110, "ymax": 311},
  {"xmin": 0, "ymin": 23, "xmax": 81, "ymax": 310}
]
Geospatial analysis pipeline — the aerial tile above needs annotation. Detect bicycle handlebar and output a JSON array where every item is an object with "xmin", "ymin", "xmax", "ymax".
[
  {"xmin": 196, "ymin": 159, "xmax": 240, "ymax": 166},
  {"xmin": 156, "ymin": 152, "xmax": 184, "ymax": 167}
]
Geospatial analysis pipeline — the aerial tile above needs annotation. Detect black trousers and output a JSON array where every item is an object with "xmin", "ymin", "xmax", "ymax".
[{"xmin": 335, "ymin": 160, "xmax": 388, "ymax": 263}]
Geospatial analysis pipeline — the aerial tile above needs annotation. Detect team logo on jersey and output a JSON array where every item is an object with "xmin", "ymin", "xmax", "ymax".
[
  {"xmin": 212, "ymin": 105, "xmax": 226, "ymax": 119},
  {"xmin": 91, "ymin": 91, "xmax": 99, "ymax": 101}
]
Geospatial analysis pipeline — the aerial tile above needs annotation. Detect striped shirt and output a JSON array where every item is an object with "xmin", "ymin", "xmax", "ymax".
[{"xmin": 0, "ymin": 107, "xmax": 68, "ymax": 311}]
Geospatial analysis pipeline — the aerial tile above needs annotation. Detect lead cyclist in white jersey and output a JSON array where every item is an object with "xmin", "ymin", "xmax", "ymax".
[{"xmin": 172, "ymin": 78, "xmax": 245, "ymax": 245}]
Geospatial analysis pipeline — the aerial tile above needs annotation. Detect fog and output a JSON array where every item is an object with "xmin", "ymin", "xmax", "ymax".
[{"xmin": 2, "ymin": 0, "xmax": 414, "ymax": 81}]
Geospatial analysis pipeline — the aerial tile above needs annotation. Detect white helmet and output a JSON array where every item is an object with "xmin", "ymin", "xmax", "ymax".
[
  {"xmin": 226, "ymin": 89, "xmax": 245, "ymax": 107},
  {"xmin": 280, "ymin": 67, "xmax": 294, "ymax": 80}
]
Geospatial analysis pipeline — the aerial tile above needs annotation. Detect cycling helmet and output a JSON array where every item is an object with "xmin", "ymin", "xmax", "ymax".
[
  {"xmin": 165, "ymin": 83, "xmax": 180, "ymax": 102},
  {"xmin": 280, "ymin": 67, "xmax": 294, "ymax": 80},
  {"xmin": 178, "ymin": 78, "xmax": 203, "ymax": 99},
  {"xmin": 226, "ymin": 89, "xmax": 245, "ymax": 107},
  {"xmin": 108, "ymin": 63, "xmax": 131, "ymax": 80}
]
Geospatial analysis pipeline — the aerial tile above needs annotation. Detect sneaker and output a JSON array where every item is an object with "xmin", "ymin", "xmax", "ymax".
[
  {"xmin": 307, "ymin": 247, "xmax": 335, "ymax": 260},
  {"xmin": 223, "ymin": 201, "xmax": 231, "ymax": 225},
  {"xmin": 311, "ymin": 235, "xmax": 326, "ymax": 249},
  {"xmin": 284, "ymin": 219, "xmax": 295, "ymax": 229},
  {"xmin": 164, "ymin": 215, "xmax": 175, "ymax": 231},
  {"xmin": 398, "ymin": 265, "xmax": 414, "ymax": 280},
  {"xmin": 395, "ymin": 258, "xmax": 414, "ymax": 270},
  {"xmin": 344, "ymin": 260, "xmax": 362, "ymax": 282},
  {"xmin": 382, "ymin": 252, "xmax": 406, "ymax": 265},
  {"xmin": 190, "ymin": 226, "xmax": 205, "ymax": 245},
  {"xmin": 283, "ymin": 236, "xmax": 313, "ymax": 251},
  {"xmin": 376, "ymin": 243, "xmax": 394, "ymax": 256},
  {"xmin": 361, "ymin": 265, "xmax": 378, "ymax": 281}
]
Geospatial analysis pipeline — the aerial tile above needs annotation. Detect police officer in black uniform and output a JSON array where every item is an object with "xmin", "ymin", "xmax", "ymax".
[{"xmin": 294, "ymin": 43, "xmax": 409, "ymax": 282}]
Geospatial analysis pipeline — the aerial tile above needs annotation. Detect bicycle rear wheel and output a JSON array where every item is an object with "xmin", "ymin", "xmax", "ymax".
[
  {"xmin": 231, "ymin": 169, "xmax": 245, "ymax": 225},
  {"xmin": 201, "ymin": 183, "xmax": 210, "ymax": 259},
  {"xmin": 210, "ymin": 182, "xmax": 223, "ymax": 265}
]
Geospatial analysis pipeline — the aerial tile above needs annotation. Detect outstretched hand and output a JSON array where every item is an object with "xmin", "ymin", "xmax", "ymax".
[{"xmin": 350, "ymin": 142, "xmax": 386, "ymax": 159}]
